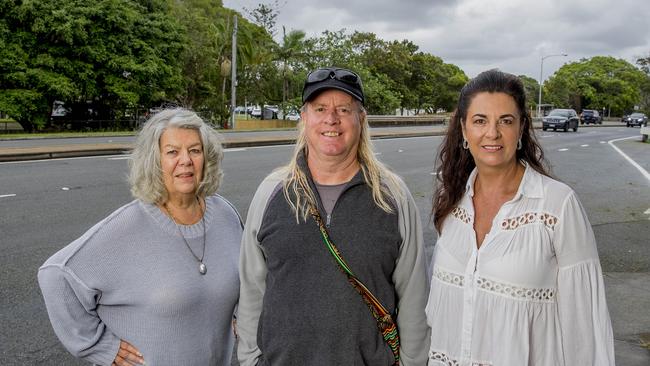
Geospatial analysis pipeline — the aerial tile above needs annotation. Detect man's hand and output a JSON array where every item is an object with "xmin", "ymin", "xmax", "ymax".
[{"xmin": 112, "ymin": 340, "xmax": 145, "ymax": 366}]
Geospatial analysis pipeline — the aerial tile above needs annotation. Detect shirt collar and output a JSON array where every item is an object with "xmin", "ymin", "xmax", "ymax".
[{"xmin": 465, "ymin": 161, "xmax": 544, "ymax": 200}]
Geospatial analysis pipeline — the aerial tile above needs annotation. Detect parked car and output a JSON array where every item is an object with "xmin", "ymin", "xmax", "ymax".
[
  {"xmin": 262, "ymin": 105, "xmax": 278, "ymax": 120},
  {"xmin": 626, "ymin": 112, "xmax": 647, "ymax": 127},
  {"xmin": 542, "ymin": 108, "xmax": 579, "ymax": 132},
  {"xmin": 250, "ymin": 106, "xmax": 262, "ymax": 118},
  {"xmin": 284, "ymin": 110, "xmax": 301, "ymax": 121},
  {"xmin": 580, "ymin": 109, "xmax": 602, "ymax": 125},
  {"xmin": 621, "ymin": 115, "xmax": 631, "ymax": 124},
  {"xmin": 233, "ymin": 106, "xmax": 248, "ymax": 114}
]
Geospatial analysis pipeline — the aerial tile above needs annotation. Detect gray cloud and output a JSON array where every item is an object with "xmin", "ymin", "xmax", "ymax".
[{"xmin": 224, "ymin": 0, "xmax": 650, "ymax": 78}]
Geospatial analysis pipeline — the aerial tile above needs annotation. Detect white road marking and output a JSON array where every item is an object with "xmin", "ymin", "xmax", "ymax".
[
  {"xmin": 430, "ymin": 172, "xmax": 438, "ymax": 175},
  {"xmin": 644, "ymin": 208, "xmax": 650, "ymax": 215},
  {"xmin": 107, "ymin": 156, "xmax": 131, "ymax": 160},
  {"xmin": 0, "ymin": 194, "xmax": 17, "ymax": 198},
  {"xmin": 398, "ymin": 149, "xmax": 404, "ymax": 153},
  {"xmin": 608, "ymin": 136, "xmax": 650, "ymax": 183},
  {"xmin": 224, "ymin": 148, "xmax": 247, "ymax": 152},
  {"xmin": 0, "ymin": 155, "xmax": 127, "ymax": 164},
  {"xmin": 244, "ymin": 144, "xmax": 295, "ymax": 150},
  {"xmin": 558, "ymin": 148, "xmax": 569, "ymax": 151},
  {"xmin": 581, "ymin": 144, "xmax": 589, "ymax": 147},
  {"xmin": 600, "ymin": 141, "xmax": 606, "ymax": 144},
  {"xmin": 61, "ymin": 187, "xmax": 70, "ymax": 191}
]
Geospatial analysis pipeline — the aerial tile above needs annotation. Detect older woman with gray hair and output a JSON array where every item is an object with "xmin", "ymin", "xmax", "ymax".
[{"xmin": 38, "ymin": 108, "xmax": 242, "ymax": 366}]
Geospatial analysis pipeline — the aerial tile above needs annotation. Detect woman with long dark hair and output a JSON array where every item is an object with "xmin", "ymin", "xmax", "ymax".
[{"xmin": 427, "ymin": 69, "xmax": 614, "ymax": 365}]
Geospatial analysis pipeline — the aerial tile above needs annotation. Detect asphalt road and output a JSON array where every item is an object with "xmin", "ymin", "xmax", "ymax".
[{"xmin": 1, "ymin": 127, "xmax": 648, "ymax": 365}]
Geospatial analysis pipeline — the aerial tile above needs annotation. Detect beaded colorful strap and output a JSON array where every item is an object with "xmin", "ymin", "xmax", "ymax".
[{"xmin": 309, "ymin": 206, "xmax": 400, "ymax": 365}]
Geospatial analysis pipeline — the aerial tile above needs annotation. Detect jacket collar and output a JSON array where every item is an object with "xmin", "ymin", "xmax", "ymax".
[{"xmin": 297, "ymin": 149, "xmax": 365, "ymax": 187}]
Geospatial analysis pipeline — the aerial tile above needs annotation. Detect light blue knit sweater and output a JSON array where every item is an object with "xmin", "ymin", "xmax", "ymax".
[{"xmin": 38, "ymin": 195, "xmax": 242, "ymax": 366}]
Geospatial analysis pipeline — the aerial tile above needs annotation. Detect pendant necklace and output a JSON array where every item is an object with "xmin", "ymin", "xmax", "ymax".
[{"xmin": 164, "ymin": 198, "xmax": 207, "ymax": 275}]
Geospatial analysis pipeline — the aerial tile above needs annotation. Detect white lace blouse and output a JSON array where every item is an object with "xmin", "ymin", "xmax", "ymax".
[{"xmin": 426, "ymin": 164, "xmax": 615, "ymax": 366}]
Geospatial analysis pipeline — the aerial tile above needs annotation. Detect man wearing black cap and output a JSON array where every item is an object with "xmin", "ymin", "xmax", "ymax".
[{"xmin": 237, "ymin": 67, "xmax": 430, "ymax": 366}]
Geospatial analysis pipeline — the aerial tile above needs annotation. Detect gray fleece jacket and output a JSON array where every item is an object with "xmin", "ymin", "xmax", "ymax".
[{"xmin": 237, "ymin": 156, "xmax": 430, "ymax": 366}]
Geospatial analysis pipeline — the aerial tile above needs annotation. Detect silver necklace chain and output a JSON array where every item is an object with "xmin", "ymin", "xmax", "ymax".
[{"xmin": 164, "ymin": 198, "xmax": 207, "ymax": 275}]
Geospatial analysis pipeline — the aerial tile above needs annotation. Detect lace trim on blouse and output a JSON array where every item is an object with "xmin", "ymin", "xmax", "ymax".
[
  {"xmin": 433, "ymin": 267, "xmax": 556, "ymax": 302},
  {"xmin": 451, "ymin": 208, "xmax": 559, "ymax": 231},
  {"xmin": 433, "ymin": 267, "xmax": 464, "ymax": 287},
  {"xmin": 429, "ymin": 350, "xmax": 492, "ymax": 366},
  {"xmin": 451, "ymin": 207, "xmax": 472, "ymax": 224},
  {"xmin": 500, "ymin": 211, "xmax": 558, "ymax": 230},
  {"xmin": 476, "ymin": 277, "xmax": 556, "ymax": 302}
]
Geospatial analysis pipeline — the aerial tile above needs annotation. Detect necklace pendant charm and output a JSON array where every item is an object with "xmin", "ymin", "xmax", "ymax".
[{"xmin": 199, "ymin": 262, "xmax": 207, "ymax": 275}]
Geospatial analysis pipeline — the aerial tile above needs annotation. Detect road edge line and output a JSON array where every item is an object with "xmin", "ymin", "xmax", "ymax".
[{"xmin": 607, "ymin": 136, "xmax": 650, "ymax": 183}]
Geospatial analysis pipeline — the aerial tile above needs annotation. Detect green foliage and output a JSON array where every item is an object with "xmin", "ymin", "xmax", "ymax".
[
  {"xmin": 1, "ymin": 0, "xmax": 185, "ymax": 130},
  {"xmin": 518, "ymin": 74, "xmax": 540, "ymax": 113},
  {"xmin": 290, "ymin": 29, "xmax": 467, "ymax": 115},
  {"xmin": 636, "ymin": 54, "xmax": 650, "ymax": 114},
  {"xmin": 0, "ymin": 89, "xmax": 48, "ymax": 132},
  {"xmin": 171, "ymin": 0, "xmax": 275, "ymax": 125},
  {"xmin": 243, "ymin": 0, "xmax": 281, "ymax": 37},
  {"xmin": 5, "ymin": 0, "xmax": 648, "ymax": 134},
  {"xmin": 276, "ymin": 27, "xmax": 308, "ymax": 112},
  {"xmin": 361, "ymin": 72, "xmax": 401, "ymax": 115},
  {"xmin": 544, "ymin": 56, "xmax": 645, "ymax": 116}
]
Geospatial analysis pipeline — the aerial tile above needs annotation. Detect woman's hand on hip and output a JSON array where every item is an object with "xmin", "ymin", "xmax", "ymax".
[{"xmin": 112, "ymin": 340, "xmax": 145, "ymax": 366}]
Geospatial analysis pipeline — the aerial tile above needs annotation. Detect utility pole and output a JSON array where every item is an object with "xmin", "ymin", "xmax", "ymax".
[{"xmin": 230, "ymin": 15, "xmax": 238, "ymax": 129}]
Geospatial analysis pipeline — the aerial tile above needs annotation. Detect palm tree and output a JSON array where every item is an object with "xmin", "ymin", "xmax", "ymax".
[{"xmin": 276, "ymin": 27, "xmax": 307, "ymax": 111}]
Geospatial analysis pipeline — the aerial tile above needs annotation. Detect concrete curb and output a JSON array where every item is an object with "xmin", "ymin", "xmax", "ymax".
[
  {"xmin": 0, "ymin": 122, "xmax": 628, "ymax": 162},
  {"xmin": 0, "ymin": 131, "xmax": 440, "ymax": 162}
]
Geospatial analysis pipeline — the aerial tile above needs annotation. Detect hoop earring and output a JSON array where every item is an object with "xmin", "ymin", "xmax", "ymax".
[
  {"xmin": 517, "ymin": 138, "xmax": 522, "ymax": 150},
  {"xmin": 462, "ymin": 138, "xmax": 469, "ymax": 150}
]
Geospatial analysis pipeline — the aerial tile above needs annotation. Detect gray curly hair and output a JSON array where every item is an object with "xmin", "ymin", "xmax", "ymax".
[{"xmin": 128, "ymin": 108, "xmax": 224, "ymax": 204}]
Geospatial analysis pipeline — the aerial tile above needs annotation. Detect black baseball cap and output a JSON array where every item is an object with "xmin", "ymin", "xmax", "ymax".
[{"xmin": 302, "ymin": 67, "xmax": 364, "ymax": 104}]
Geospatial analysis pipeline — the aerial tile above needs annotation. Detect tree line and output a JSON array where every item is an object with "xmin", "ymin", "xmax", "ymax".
[{"xmin": 1, "ymin": 0, "xmax": 649, "ymax": 132}]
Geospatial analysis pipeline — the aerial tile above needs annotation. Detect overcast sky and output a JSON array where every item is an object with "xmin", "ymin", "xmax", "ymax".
[{"xmin": 223, "ymin": 0, "xmax": 650, "ymax": 81}]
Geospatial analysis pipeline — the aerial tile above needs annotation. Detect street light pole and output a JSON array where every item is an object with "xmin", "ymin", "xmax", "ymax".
[
  {"xmin": 537, "ymin": 53, "xmax": 568, "ymax": 118},
  {"xmin": 230, "ymin": 15, "xmax": 238, "ymax": 129}
]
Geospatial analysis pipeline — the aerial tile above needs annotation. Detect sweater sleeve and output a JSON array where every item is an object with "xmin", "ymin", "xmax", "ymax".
[
  {"xmin": 38, "ymin": 264, "xmax": 120, "ymax": 366},
  {"xmin": 237, "ymin": 174, "xmax": 281, "ymax": 366},
  {"xmin": 392, "ymin": 179, "xmax": 431, "ymax": 366},
  {"xmin": 554, "ymin": 192, "xmax": 615, "ymax": 366}
]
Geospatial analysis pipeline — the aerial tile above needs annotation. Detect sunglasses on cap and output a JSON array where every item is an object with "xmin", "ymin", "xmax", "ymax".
[{"xmin": 305, "ymin": 68, "xmax": 362, "ymax": 88}]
